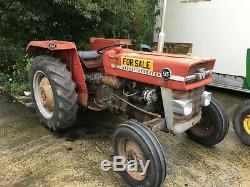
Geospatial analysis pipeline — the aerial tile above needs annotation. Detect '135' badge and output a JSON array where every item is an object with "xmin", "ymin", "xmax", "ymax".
[{"xmin": 162, "ymin": 68, "xmax": 171, "ymax": 80}]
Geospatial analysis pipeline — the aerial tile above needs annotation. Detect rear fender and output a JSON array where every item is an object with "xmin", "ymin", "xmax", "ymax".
[{"xmin": 27, "ymin": 40, "xmax": 88, "ymax": 107}]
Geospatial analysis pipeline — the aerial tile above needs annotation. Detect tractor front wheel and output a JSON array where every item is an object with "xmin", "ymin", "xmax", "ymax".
[
  {"xmin": 186, "ymin": 98, "xmax": 229, "ymax": 146},
  {"xmin": 30, "ymin": 56, "xmax": 78, "ymax": 131},
  {"xmin": 233, "ymin": 100, "xmax": 250, "ymax": 146},
  {"xmin": 112, "ymin": 121, "xmax": 166, "ymax": 187}
]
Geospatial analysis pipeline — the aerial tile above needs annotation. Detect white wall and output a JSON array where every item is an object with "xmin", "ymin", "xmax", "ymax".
[{"xmin": 160, "ymin": 0, "xmax": 250, "ymax": 76}]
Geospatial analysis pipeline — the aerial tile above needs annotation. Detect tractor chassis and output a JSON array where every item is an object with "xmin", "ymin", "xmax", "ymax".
[{"xmin": 27, "ymin": 38, "xmax": 230, "ymax": 187}]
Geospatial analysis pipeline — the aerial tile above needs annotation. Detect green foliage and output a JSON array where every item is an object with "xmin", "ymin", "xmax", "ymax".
[
  {"xmin": 0, "ymin": 0, "xmax": 159, "ymax": 95},
  {"xmin": 0, "ymin": 73, "xmax": 26, "ymax": 95},
  {"xmin": 0, "ymin": 0, "xmax": 158, "ymax": 47},
  {"xmin": 0, "ymin": 38, "xmax": 25, "ymax": 73},
  {"xmin": 0, "ymin": 55, "xmax": 32, "ymax": 95}
]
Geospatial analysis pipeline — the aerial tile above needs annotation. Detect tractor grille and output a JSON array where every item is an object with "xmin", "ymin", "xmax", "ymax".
[{"xmin": 172, "ymin": 87, "xmax": 204, "ymax": 123}]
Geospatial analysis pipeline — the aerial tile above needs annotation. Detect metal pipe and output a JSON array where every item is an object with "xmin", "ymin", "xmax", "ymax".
[{"xmin": 157, "ymin": 0, "xmax": 168, "ymax": 53}]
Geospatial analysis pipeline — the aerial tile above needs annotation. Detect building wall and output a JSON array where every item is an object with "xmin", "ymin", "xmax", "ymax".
[{"xmin": 159, "ymin": 0, "xmax": 250, "ymax": 76}]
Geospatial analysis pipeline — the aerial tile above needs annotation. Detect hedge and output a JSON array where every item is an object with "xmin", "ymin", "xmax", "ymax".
[{"xmin": 0, "ymin": 0, "xmax": 159, "ymax": 94}]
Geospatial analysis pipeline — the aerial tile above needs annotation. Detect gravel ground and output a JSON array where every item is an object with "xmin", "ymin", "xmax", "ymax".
[{"xmin": 0, "ymin": 89, "xmax": 249, "ymax": 187}]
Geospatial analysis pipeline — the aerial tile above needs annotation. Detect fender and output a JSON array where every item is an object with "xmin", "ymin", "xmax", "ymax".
[{"xmin": 27, "ymin": 40, "xmax": 88, "ymax": 107}]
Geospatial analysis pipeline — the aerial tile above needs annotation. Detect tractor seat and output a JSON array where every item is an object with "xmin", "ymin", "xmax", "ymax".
[{"xmin": 78, "ymin": 51, "xmax": 100, "ymax": 60}]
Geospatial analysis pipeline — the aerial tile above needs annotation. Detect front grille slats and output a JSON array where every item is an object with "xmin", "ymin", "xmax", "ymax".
[{"xmin": 172, "ymin": 87, "xmax": 204, "ymax": 123}]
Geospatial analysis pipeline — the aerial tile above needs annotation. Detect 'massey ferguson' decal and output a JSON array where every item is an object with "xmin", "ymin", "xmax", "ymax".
[
  {"xmin": 121, "ymin": 57, "xmax": 154, "ymax": 71},
  {"xmin": 112, "ymin": 63, "xmax": 189, "ymax": 81},
  {"xmin": 112, "ymin": 64, "xmax": 162, "ymax": 78},
  {"xmin": 111, "ymin": 58, "xmax": 212, "ymax": 82}
]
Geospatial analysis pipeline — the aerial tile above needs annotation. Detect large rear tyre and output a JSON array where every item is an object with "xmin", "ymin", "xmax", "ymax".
[
  {"xmin": 233, "ymin": 100, "xmax": 250, "ymax": 146},
  {"xmin": 186, "ymin": 98, "xmax": 229, "ymax": 146},
  {"xmin": 30, "ymin": 56, "xmax": 78, "ymax": 131},
  {"xmin": 112, "ymin": 121, "xmax": 166, "ymax": 187}
]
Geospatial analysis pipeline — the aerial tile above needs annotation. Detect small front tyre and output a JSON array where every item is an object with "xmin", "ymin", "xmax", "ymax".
[
  {"xmin": 233, "ymin": 100, "xmax": 250, "ymax": 146},
  {"xmin": 112, "ymin": 121, "xmax": 166, "ymax": 187},
  {"xmin": 186, "ymin": 98, "xmax": 229, "ymax": 146}
]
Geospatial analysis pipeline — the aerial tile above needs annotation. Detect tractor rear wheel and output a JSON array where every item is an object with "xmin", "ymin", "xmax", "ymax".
[
  {"xmin": 30, "ymin": 56, "xmax": 78, "ymax": 131},
  {"xmin": 112, "ymin": 121, "xmax": 166, "ymax": 187},
  {"xmin": 186, "ymin": 98, "xmax": 229, "ymax": 146},
  {"xmin": 233, "ymin": 100, "xmax": 250, "ymax": 146}
]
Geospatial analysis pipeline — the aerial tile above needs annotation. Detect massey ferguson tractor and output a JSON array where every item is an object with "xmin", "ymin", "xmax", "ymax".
[
  {"xmin": 26, "ymin": 3, "xmax": 228, "ymax": 187},
  {"xmin": 26, "ymin": 37, "xmax": 229, "ymax": 186}
]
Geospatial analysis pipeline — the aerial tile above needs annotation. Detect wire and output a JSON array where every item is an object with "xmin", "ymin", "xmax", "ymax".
[
  {"xmin": 122, "ymin": 89, "xmax": 138, "ymax": 97},
  {"xmin": 112, "ymin": 93, "xmax": 161, "ymax": 118}
]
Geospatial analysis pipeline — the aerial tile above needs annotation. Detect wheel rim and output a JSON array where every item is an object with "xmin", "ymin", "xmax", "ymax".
[
  {"xmin": 243, "ymin": 115, "xmax": 250, "ymax": 135},
  {"xmin": 117, "ymin": 138, "xmax": 146, "ymax": 181},
  {"xmin": 189, "ymin": 108, "xmax": 215, "ymax": 138},
  {"xmin": 33, "ymin": 71, "xmax": 54, "ymax": 119}
]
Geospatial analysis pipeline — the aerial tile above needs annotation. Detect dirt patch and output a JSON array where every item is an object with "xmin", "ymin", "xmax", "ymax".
[{"xmin": 0, "ymin": 90, "xmax": 249, "ymax": 186}]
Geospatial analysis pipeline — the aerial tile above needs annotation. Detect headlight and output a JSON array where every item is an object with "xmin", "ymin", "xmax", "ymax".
[
  {"xmin": 173, "ymin": 99, "xmax": 193, "ymax": 116},
  {"xmin": 201, "ymin": 91, "xmax": 212, "ymax": 106}
]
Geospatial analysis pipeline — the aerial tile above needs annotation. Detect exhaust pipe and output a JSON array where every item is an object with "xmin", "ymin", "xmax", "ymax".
[{"xmin": 157, "ymin": 0, "xmax": 168, "ymax": 53}]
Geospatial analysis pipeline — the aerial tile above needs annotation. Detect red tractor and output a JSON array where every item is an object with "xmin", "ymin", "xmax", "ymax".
[{"xmin": 27, "ymin": 37, "xmax": 229, "ymax": 186}]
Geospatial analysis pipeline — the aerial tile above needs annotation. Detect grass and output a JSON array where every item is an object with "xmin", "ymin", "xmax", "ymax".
[
  {"xmin": 0, "ymin": 73, "xmax": 30, "ymax": 95},
  {"xmin": 0, "ymin": 56, "xmax": 32, "ymax": 95}
]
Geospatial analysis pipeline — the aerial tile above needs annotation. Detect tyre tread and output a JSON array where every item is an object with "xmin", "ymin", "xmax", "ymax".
[{"xmin": 30, "ymin": 55, "xmax": 78, "ymax": 131}]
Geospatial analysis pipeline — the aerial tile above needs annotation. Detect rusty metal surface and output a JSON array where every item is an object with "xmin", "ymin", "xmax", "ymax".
[
  {"xmin": 172, "ymin": 87, "xmax": 204, "ymax": 123},
  {"xmin": 82, "ymin": 58, "xmax": 103, "ymax": 68},
  {"xmin": 39, "ymin": 77, "xmax": 54, "ymax": 111},
  {"xmin": 117, "ymin": 138, "xmax": 146, "ymax": 181},
  {"xmin": 144, "ymin": 118, "xmax": 166, "ymax": 133},
  {"xmin": 102, "ymin": 76, "xmax": 119, "ymax": 88}
]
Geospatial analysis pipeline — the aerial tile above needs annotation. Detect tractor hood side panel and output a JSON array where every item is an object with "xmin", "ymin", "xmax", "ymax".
[{"xmin": 103, "ymin": 49, "xmax": 215, "ymax": 91}]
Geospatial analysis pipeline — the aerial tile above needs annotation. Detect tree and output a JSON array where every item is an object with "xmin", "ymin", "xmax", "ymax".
[{"xmin": 0, "ymin": 0, "xmax": 159, "ymax": 73}]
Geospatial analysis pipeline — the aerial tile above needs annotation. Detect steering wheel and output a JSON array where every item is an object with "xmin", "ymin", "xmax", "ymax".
[{"xmin": 97, "ymin": 44, "xmax": 128, "ymax": 54}]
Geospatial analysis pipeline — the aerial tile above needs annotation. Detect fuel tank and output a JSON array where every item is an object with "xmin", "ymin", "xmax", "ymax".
[{"xmin": 103, "ymin": 47, "xmax": 215, "ymax": 91}]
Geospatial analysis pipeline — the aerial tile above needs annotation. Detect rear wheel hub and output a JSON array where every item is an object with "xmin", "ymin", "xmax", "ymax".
[
  {"xmin": 39, "ymin": 77, "xmax": 54, "ymax": 111},
  {"xmin": 33, "ymin": 71, "xmax": 54, "ymax": 119}
]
